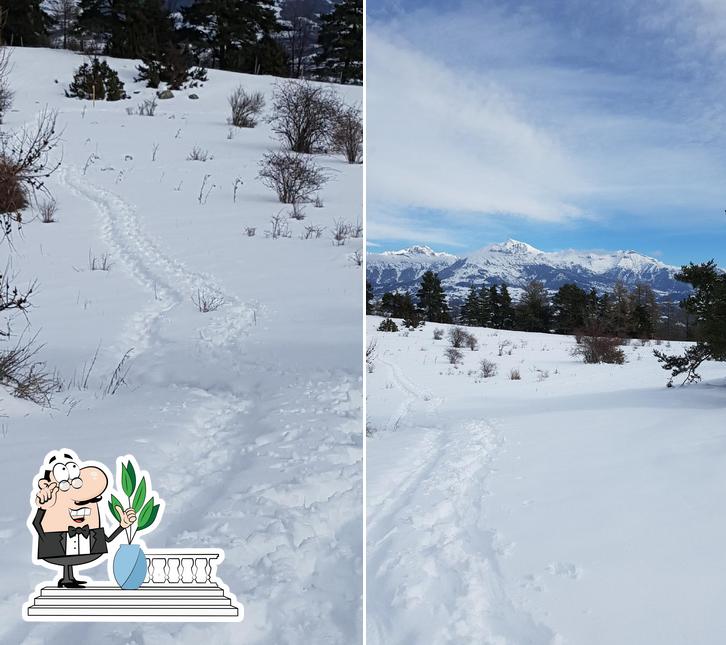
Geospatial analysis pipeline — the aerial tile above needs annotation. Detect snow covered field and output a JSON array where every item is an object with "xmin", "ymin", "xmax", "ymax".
[
  {"xmin": 367, "ymin": 316, "xmax": 726, "ymax": 644},
  {"xmin": 0, "ymin": 48, "xmax": 362, "ymax": 644}
]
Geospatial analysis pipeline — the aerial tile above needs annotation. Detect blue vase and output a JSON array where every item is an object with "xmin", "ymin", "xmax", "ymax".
[{"xmin": 113, "ymin": 543, "xmax": 147, "ymax": 590}]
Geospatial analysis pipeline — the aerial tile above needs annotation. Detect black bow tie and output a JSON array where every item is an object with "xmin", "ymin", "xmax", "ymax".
[{"xmin": 67, "ymin": 525, "xmax": 90, "ymax": 538}]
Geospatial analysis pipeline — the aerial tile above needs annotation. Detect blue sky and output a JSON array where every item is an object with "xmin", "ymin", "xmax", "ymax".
[{"xmin": 366, "ymin": 0, "xmax": 726, "ymax": 267}]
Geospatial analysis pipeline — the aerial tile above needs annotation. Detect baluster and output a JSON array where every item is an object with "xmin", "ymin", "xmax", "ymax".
[
  {"xmin": 168, "ymin": 557, "xmax": 181, "ymax": 584},
  {"xmin": 152, "ymin": 557, "xmax": 166, "ymax": 583},
  {"xmin": 146, "ymin": 557, "xmax": 154, "ymax": 584},
  {"xmin": 181, "ymin": 557, "xmax": 194, "ymax": 583}
]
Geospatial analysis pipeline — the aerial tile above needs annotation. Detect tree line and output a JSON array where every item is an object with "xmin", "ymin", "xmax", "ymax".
[
  {"xmin": 367, "ymin": 270, "xmax": 696, "ymax": 342},
  {"xmin": 0, "ymin": 0, "xmax": 362, "ymax": 84}
]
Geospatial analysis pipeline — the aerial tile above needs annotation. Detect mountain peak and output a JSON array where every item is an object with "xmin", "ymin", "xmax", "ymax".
[
  {"xmin": 383, "ymin": 245, "xmax": 440, "ymax": 257},
  {"xmin": 486, "ymin": 239, "xmax": 542, "ymax": 255}
]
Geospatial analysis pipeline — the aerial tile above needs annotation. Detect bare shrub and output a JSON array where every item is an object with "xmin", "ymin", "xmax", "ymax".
[
  {"xmin": 479, "ymin": 359, "xmax": 497, "ymax": 378},
  {"xmin": 572, "ymin": 334, "xmax": 626, "ymax": 365},
  {"xmin": 38, "ymin": 197, "xmax": 57, "ymax": 223},
  {"xmin": 433, "ymin": 328, "xmax": 443, "ymax": 340},
  {"xmin": 350, "ymin": 249, "xmax": 362, "ymax": 266},
  {"xmin": 0, "ymin": 334, "xmax": 60, "ymax": 406},
  {"xmin": 0, "ymin": 44, "xmax": 13, "ymax": 124},
  {"xmin": 313, "ymin": 194, "xmax": 323, "ymax": 208},
  {"xmin": 289, "ymin": 202, "xmax": 306, "ymax": 220},
  {"xmin": 268, "ymin": 80, "xmax": 339, "ymax": 153},
  {"xmin": 445, "ymin": 347, "xmax": 463, "ymax": 365},
  {"xmin": 187, "ymin": 146, "xmax": 211, "ymax": 162},
  {"xmin": 192, "ymin": 288, "xmax": 225, "ymax": 313},
  {"xmin": 88, "ymin": 250, "xmax": 112, "ymax": 271},
  {"xmin": 366, "ymin": 339, "xmax": 377, "ymax": 373},
  {"xmin": 331, "ymin": 103, "xmax": 363, "ymax": 163},
  {"xmin": 378, "ymin": 318, "xmax": 398, "ymax": 332},
  {"xmin": 228, "ymin": 86, "xmax": 265, "ymax": 128},
  {"xmin": 302, "ymin": 224, "xmax": 325, "ymax": 239},
  {"xmin": 0, "ymin": 109, "xmax": 61, "ymax": 221},
  {"xmin": 449, "ymin": 326, "xmax": 476, "ymax": 349},
  {"xmin": 332, "ymin": 219, "xmax": 355, "ymax": 245},
  {"xmin": 498, "ymin": 340, "xmax": 512, "ymax": 356},
  {"xmin": 103, "ymin": 348, "xmax": 133, "ymax": 396},
  {"xmin": 244, "ymin": 226, "xmax": 256, "ymax": 237},
  {"xmin": 267, "ymin": 213, "xmax": 292, "ymax": 239},
  {"xmin": 509, "ymin": 368, "xmax": 521, "ymax": 380},
  {"xmin": 258, "ymin": 151, "xmax": 328, "ymax": 204},
  {"xmin": 137, "ymin": 97, "xmax": 158, "ymax": 116}
]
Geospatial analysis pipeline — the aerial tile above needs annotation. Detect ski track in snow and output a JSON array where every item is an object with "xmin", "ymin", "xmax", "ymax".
[
  {"xmin": 28, "ymin": 167, "xmax": 363, "ymax": 644},
  {"xmin": 368, "ymin": 363, "xmax": 554, "ymax": 644},
  {"xmin": 61, "ymin": 165, "xmax": 255, "ymax": 359}
]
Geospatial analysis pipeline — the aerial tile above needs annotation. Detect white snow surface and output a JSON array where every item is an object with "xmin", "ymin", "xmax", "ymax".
[
  {"xmin": 367, "ymin": 316, "xmax": 726, "ymax": 645},
  {"xmin": 0, "ymin": 48, "xmax": 362, "ymax": 644}
]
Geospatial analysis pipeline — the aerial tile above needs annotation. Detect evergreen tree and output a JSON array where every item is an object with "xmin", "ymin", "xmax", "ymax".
[
  {"xmin": 498, "ymin": 285, "xmax": 515, "ymax": 329},
  {"xmin": 46, "ymin": 0, "xmax": 79, "ymax": 49},
  {"xmin": 366, "ymin": 281, "xmax": 374, "ymax": 315},
  {"xmin": 552, "ymin": 283, "xmax": 588, "ymax": 334},
  {"xmin": 416, "ymin": 270, "xmax": 450, "ymax": 323},
  {"xmin": 1, "ymin": 0, "xmax": 50, "ymax": 46},
  {"xmin": 315, "ymin": 0, "xmax": 362, "ymax": 84},
  {"xmin": 182, "ymin": 0, "xmax": 281, "ymax": 73},
  {"xmin": 606, "ymin": 280, "xmax": 632, "ymax": 337},
  {"xmin": 629, "ymin": 283, "xmax": 659, "ymax": 339},
  {"xmin": 460, "ymin": 286, "xmax": 480, "ymax": 326},
  {"xmin": 76, "ymin": 0, "xmax": 174, "ymax": 59},
  {"xmin": 515, "ymin": 280, "xmax": 551, "ymax": 332},
  {"xmin": 654, "ymin": 261, "xmax": 726, "ymax": 384}
]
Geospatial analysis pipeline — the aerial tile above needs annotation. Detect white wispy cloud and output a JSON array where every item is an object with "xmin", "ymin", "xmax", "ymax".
[{"xmin": 367, "ymin": 1, "xmax": 726, "ymax": 244}]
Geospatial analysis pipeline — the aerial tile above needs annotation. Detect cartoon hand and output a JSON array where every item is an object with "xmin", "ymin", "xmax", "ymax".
[
  {"xmin": 36, "ymin": 481, "xmax": 58, "ymax": 509},
  {"xmin": 119, "ymin": 507, "xmax": 137, "ymax": 529}
]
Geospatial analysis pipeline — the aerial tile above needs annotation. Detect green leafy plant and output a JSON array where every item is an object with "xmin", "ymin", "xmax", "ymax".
[{"xmin": 109, "ymin": 459, "xmax": 161, "ymax": 543}]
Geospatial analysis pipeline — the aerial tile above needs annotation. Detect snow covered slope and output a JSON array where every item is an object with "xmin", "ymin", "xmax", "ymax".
[
  {"xmin": 0, "ymin": 48, "xmax": 362, "ymax": 644},
  {"xmin": 367, "ymin": 239, "xmax": 691, "ymax": 300},
  {"xmin": 367, "ymin": 316, "xmax": 726, "ymax": 645}
]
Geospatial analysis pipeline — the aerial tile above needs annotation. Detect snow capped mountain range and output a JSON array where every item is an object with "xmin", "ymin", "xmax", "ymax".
[{"xmin": 367, "ymin": 240, "xmax": 692, "ymax": 301}]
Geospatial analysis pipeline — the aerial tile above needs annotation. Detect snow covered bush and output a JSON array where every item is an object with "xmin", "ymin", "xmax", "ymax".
[
  {"xmin": 269, "ymin": 80, "xmax": 339, "ymax": 153},
  {"xmin": 137, "ymin": 97, "xmax": 157, "ymax": 117},
  {"xmin": 378, "ymin": 318, "xmax": 399, "ymax": 332},
  {"xmin": 445, "ymin": 347, "xmax": 463, "ymax": 365},
  {"xmin": 228, "ymin": 86, "xmax": 265, "ymax": 128},
  {"xmin": 192, "ymin": 288, "xmax": 225, "ymax": 313},
  {"xmin": 479, "ymin": 359, "xmax": 497, "ymax": 378},
  {"xmin": 330, "ymin": 103, "xmax": 362, "ymax": 163},
  {"xmin": 448, "ymin": 326, "xmax": 477, "ymax": 349},
  {"xmin": 509, "ymin": 368, "xmax": 521, "ymax": 380},
  {"xmin": 433, "ymin": 328, "xmax": 444, "ymax": 340},
  {"xmin": 66, "ymin": 58, "xmax": 127, "ymax": 101},
  {"xmin": 258, "ymin": 151, "xmax": 328, "ymax": 204}
]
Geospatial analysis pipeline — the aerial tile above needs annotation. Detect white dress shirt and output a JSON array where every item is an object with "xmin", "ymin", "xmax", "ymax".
[{"xmin": 65, "ymin": 529, "xmax": 91, "ymax": 556}]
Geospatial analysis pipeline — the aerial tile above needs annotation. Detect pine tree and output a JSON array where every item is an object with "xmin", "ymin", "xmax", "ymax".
[
  {"xmin": 606, "ymin": 280, "xmax": 632, "ymax": 337},
  {"xmin": 629, "ymin": 283, "xmax": 659, "ymax": 339},
  {"xmin": 416, "ymin": 271, "xmax": 450, "ymax": 323},
  {"xmin": 552, "ymin": 283, "xmax": 588, "ymax": 334},
  {"xmin": 516, "ymin": 280, "xmax": 551, "ymax": 332},
  {"xmin": 76, "ymin": 0, "xmax": 174, "ymax": 59},
  {"xmin": 498, "ymin": 285, "xmax": 515, "ymax": 329},
  {"xmin": 366, "ymin": 281, "xmax": 374, "ymax": 315},
  {"xmin": 655, "ymin": 261, "xmax": 726, "ymax": 384},
  {"xmin": 182, "ymin": 0, "xmax": 281, "ymax": 73},
  {"xmin": 1, "ymin": 0, "xmax": 50, "ymax": 46},
  {"xmin": 460, "ymin": 286, "xmax": 480, "ymax": 326},
  {"xmin": 315, "ymin": 0, "xmax": 362, "ymax": 85}
]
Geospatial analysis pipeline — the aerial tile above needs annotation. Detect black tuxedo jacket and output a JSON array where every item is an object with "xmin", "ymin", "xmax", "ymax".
[{"xmin": 32, "ymin": 508, "xmax": 124, "ymax": 560}]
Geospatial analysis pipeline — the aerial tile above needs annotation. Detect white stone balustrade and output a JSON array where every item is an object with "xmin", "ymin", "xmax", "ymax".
[{"xmin": 143, "ymin": 550, "xmax": 219, "ymax": 585}]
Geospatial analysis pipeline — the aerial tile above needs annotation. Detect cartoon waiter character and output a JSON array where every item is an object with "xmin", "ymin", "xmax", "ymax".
[{"xmin": 30, "ymin": 450, "xmax": 136, "ymax": 588}]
